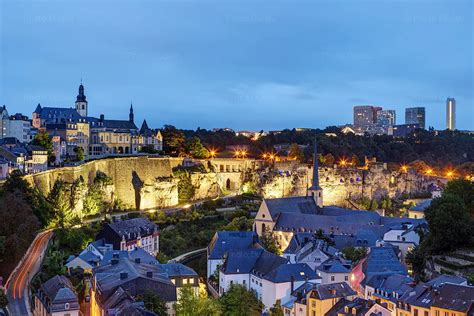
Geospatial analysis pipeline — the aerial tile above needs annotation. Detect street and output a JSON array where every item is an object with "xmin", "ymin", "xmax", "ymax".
[{"xmin": 5, "ymin": 230, "xmax": 53, "ymax": 316}]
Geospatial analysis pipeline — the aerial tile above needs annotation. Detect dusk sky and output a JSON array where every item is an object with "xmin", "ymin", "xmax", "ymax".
[{"xmin": 1, "ymin": 0, "xmax": 472, "ymax": 131}]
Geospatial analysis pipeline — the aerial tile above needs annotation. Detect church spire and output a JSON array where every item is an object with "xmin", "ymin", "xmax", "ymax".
[
  {"xmin": 129, "ymin": 102, "xmax": 134, "ymax": 122},
  {"xmin": 308, "ymin": 140, "xmax": 323, "ymax": 208},
  {"xmin": 77, "ymin": 81, "xmax": 86, "ymax": 102}
]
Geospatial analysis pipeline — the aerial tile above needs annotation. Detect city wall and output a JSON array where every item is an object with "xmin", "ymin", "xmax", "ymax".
[{"xmin": 23, "ymin": 157, "xmax": 441, "ymax": 211}]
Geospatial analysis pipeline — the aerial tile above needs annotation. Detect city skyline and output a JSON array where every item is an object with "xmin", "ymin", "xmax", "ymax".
[{"xmin": 1, "ymin": 1, "xmax": 472, "ymax": 131}]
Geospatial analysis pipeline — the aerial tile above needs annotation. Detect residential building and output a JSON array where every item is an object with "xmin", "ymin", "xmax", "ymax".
[
  {"xmin": 407, "ymin": 200, "xmax": 432, "ymax": 219},
  {"xmin": 377, "ymin": 110, "xmax": 396, "ymax": 126},
  {"xmin": 316, "ymin": 258, "xmax": 352, "ymax": 285},
  {"xmin": 446, "ymin": 97, "xmax": 456, "ymax": 130},
  {"xmin": 33, "ymin": 275, "xmax": 80, "ymax": 316},
  {"xmin": 325, "ymin": 298, "xmax": 382, "ymax": 316},
  {"xmin": 0, "ymin": 106, "xmax": 32, "ymax": 142},
  {"xmin": 282, "ymin": 282, "xmax": 313, "ymax": 316},
  {"xmin": 26, "ymin": 145, "xmax": 48, "ymax": 173},
  {"xmin": 207, "ymin": 231, "xmax": 260, "ymax": 278},
  {"xmin": 405, "ymin": 107, "xmax": 426, "ymax": 129},
  {"xmin": 282, "ymin": 232, "xmax": 338, "ymax": 269},
  {"xmin": 351, "ymin": 246, "xmax": 408, "ymax": 296},
  {"xmin": 354, "ymin": 106, "xmax": 382, "ymax": 127},
  {"xmin": 377, "ymin": 223, "xmax": 421, "ymax": 263},
  {"xmin": 95, "ymin": 218, "xmax": 160, "ymax": 255},
  {"xmin": 365, "ymin": 273, "xmax": 414, "ymax": 315},
  {"xmin": 306, "ymin": 282, "xmax": 357, "ymax": 316},
  {"xmin": 90, "ymin": 257, "xmax": 177, "ymax": 316},
  {"xmin": 138, "ymin": 120, "xmax": 163, "ymax": 152},
  {"xmin": 219, "ymin": 248, "xmax": 320, "ymax": 310}
]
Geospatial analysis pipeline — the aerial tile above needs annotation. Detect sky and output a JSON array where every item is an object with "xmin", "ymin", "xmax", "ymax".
[{"xmin": 1, "ymin": 0, "xmax": 473, "ymax": 131}]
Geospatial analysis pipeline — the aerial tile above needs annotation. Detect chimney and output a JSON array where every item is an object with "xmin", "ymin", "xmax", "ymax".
[
  {"xmin": 146, "ymin": 271, "xmax": 153, "ymax": 278},
  {"xmin": 100, "ymin": 114, "xmax": 104, "ymax": 121},
  {"xmin": 290, "ymin": 276, "xmax": 295, "ymax": 292},
  {"xmin": 120, "ymin": 272, "xmax": 128, "ymax": 280},
  {"xmin": 135, "ymin": 258, "xmax": 141, "ymax": 264}
]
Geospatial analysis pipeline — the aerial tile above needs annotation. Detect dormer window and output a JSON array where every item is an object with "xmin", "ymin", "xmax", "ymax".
[{"xmin": 65, "ymin": 303, "xmax": 70, "ymax": 310}]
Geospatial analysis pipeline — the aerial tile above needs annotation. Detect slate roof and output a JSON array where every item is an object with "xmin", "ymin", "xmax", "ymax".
[
  {"xmin": 103, "ymin": 119, "xmax": 138, "ymax": 130},
  {"xmin": 93, "ymin": 257, "xmax": 177, "ymax": 304},
  {"xmin": 35, "ymin": 106, "xmax": 85, "ymax": 123},
  {"xmin": 325, "ymin": 298, "xmax": 371, "ymax": 316},
  {"xmin": 361, "ymin": 247, "xmax": 407, "ymax": 285},
  {"xmin": 101, "ymin": 248, "xmax": 158, "ymax": 266},
  {"xmin": 263, "ymin": 263, "xmax": 319, "ymax": 283},
  {"xmin": 367, "ymin": 274, "xmax": 414, "ymax": 302},
  {"xmin": 265, "ymin": 196, "xmax": 320, "ymax": 218},
  {"xmin": 399, "ymin": 284, "xmax": 434, "ymax": 309},
  {"xmin": 283, "ymin": 232, "xmax": 314, "ymax": 254},
  {"xmin": 317, "ymin": 258, "xmax": 352, "ymax": 274},
  {"xmin": 309, "ymin": 282, "xmax": 356, "ymax": 300},
  {"xmin": 431, "ymin": 283, "xmax": 474, "ymax": 313},
  {"xmin": 425, "ymin": 274, "xmax": 467, "ymax": 287},
  {"xmin": 409, "ymin": 199, "xmax": 432, "ymax": 212},
  {"xmin": 160, "ymin": 263, "xmax": 199, "ymax": 277},
  {"xmin": 39, "ymin": 275, "xmax": 79, "ymax": 312},
  {"xmin": 98, "ymin": 218, "xmax": 158, "ymax": 245},
  {"xmin": 207, "ymin": 231, "xmax": 259, "ymax": 260}
]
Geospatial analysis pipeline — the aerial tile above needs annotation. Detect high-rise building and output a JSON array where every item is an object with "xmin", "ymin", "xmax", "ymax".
[
  {"xmin": 353, "ymin": 105, "xmax": 381, "ymax": 127},
  {"xmin": 377, "ymin": 110, "xmax": 396, "ymax": 126},
  {"xmin": 405, "ymin": 107, "xmax": 425, "ymax": 129},
  {"xmin": 446, "ymin": 98, "xmax": 456, "ymax": 130}
]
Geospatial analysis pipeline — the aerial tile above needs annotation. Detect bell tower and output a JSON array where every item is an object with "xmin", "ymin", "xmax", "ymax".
[
  {"xmin": 308, "ymin": 141, "xmax": 323, "ymax": 208},
  {"xmin": 75, "ymin": 81, "xmax": 88, "ymax": 117}
]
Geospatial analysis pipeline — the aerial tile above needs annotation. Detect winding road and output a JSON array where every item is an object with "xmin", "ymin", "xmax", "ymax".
[{"xmin": 5, "ymin": 230, "xmax": 53, "ymax": 316}]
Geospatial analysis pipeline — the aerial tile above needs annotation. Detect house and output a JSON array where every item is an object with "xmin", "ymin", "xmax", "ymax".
[
  {"xmin": 85, "ymin": 238, "xmax": 114, "ymax": 260},
  {"xmin": 219, "ymin": 248, "xmax": 320, "ymax": 310},
  {"xmin": 33, "ymin": 275, "xmax": 80, "ymax": 316},
  {"xmin": 365, "ymin": 274, "xmax": 414, "ymax": 315},
  {"xmin": 377, "ymin": 223, "xmax": 421, "ymax": 263},
  {"xmin": 306, "ymin": 282, "xmax": 357, "ymax": 316},
  {"xmin": 26, "ymin": 145, "xmax": 48, "ymax": 173},
  {"xmin": 282, "ymin": 282, "xmax": 314, "ymax": 316},
  {"xmin": 207, "ymin": 230, "xmax": 260, "ymax": 278},
  {"xmin": 90, "ymin": 256, "xmax": 177, "ymax": 315},
  {"xmin": 325, "ymin": 298, "xmax": 373, "ymax": 316},
  {"xmin": 66, "ymin": 250, "xmax": 101, "ymax": 273},
  {"xmin": 138, "ymin": 120, "xmax": 163, "ymax": 152},
  {"xmin": 100, "ymin": 248, "xmax": 159, "ymax": 266},
  {"xmin": 316, "ymin": 258, "xmax": 352, "ymax": 285},
  {"xmin": 95, "ymin": 218, "xmax": 160, "ymax": 255},
  {"xmin": 282, "ymin": 232, "xmax": 338, "ymax": 270},
  {"xmin": 351, "ymin": 246, "xmax": 408, "ymax": 296},
  {"xmin": 407, "ymin": 200, "xmax": 432, "ymax": 219},
  {"xmin": 398, "ymin": 282, "xmax": 474, "ymax": 316}
]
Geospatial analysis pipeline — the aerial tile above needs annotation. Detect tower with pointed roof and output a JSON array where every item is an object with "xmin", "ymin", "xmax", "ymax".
[
  {"xmin": 75, "ymin": 82, "xmax": 88, "ymax": 117},
  {"xmin": 129, "ymin": 103, "xmax": 134, "ymax": 123},
  {"xmin": 308, "ymin": 141, "xmax": 323, "ymax": 207}
]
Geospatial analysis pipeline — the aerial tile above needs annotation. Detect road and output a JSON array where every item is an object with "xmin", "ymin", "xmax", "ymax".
[{"xmin": 5, "ymin": 230, "xmax": 53, "ymax": 316}]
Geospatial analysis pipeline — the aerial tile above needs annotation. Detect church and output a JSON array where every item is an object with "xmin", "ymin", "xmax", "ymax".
[
  {"xmin": 253, "ymin": 143, "xmax": 425, "ymax": 252},
  {"xmin": 32, "ymin": 83, "xmax": 163, "ymax": 161}
]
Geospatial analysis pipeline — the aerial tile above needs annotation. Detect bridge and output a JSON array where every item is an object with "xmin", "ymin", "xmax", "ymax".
[{"xmin": 168, "ymin": 248, "xmax": 207, "ymax": 265}]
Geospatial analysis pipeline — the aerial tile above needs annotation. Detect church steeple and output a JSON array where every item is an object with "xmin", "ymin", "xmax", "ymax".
[
  {"xmin": 75, "ymin": 81, "xmax": 88, "ymax": 117},
  {"xmin": 129, "ymin": 102, "xmax": 134, "ymax": 122},
  {"xmin": 308, "ymin": 140, "xmax": 323, "ymax": 207}
]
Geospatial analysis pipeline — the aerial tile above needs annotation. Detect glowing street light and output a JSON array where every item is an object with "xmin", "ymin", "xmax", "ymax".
[
  {"xmin": 401, "ymin": 165, "xmax": 408, "ymax": 173},
  {"xmin": 426, "ymin": 169, "xmax": 433, "ymax": 175},
  {"xmin": 339, "ymin": 159, "xmax": 348, "ymax": 167},
  {"xmin": 209, "ymin": 150, "xmax": 217, "ymax": 158},
  {"xmin": 262, "ymin": 153, "xmax": 268, "ymax": 159},
  {"xmin": 446, "ymin": 170, "xmax": 454, "ymax": 178}
]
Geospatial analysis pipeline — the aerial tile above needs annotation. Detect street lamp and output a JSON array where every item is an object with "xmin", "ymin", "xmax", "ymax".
[
  {"xmin": 209, "ymin": 150, "xmax": 217, "ymax": 159},
  {"xmin": 401, "ymin": 165, "xmax": 408, "ymax": 173}
]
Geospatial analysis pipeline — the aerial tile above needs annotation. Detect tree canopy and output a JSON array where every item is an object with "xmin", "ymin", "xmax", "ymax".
[{"xmin": 218, "ymin": 284, "xmax": 263, "ymax": 316}]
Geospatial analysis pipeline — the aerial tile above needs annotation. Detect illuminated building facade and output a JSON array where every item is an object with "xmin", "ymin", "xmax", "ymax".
[
  {"xmin": 446, "ymin": 97, "xmax": 456, "ymax": 130},
  {"xmin": 405, "ymin": 107, "xmax": 425, "ymax": 129}
]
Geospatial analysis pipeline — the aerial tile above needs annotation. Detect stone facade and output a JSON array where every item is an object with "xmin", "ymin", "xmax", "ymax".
[{"xmin": 22, "ymin": 157, "xmax": 441, "ymax": 213}]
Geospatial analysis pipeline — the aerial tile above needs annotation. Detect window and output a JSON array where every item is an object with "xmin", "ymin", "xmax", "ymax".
[
  {"xmin": 183, "ymin": 278, "xmax": 188, "ymax": 285},
  {"xmin": 65, "ymin": 303, "xmax": 70, "ymax": 310},
  {"xmin": 243, "ymin": 280, "xmax": 246, "ymax": 285},
  {"xmin": 345, "ymin": 275, "xmax": 349, "ymax": 281},
  {"xmin": 424, "ymin": 312, "xmax": 429, "ymax": 316},
  {"xmin": 414, "ymin": 309, "xmax": 418, "ymax": 316},
  {"xmin": 331, "ymin": 275, "xmax": 335, "ymax": 281}
]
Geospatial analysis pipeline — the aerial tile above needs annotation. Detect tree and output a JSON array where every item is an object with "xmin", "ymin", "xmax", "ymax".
[
  {"xmin": 342, "ymin": 247, "xmax": 368, "ymax": 263},
  {"xmin": 162, "ymin": 125, "xmax": 186, "ymax": 155},
  {"xmin": 32, "ymin": 130, "xmax": 54, "ymax": 162},
  {"xmin": 405, "ymin": 246, "xmax": 425, "ymax": 281},
  {"xmin": 424, "ymin": 193, "xmax": 474, "ymax": 253},
  {"xmin": 443, "ymin": 178, "xmax": 474, "ymax": 216},
  {"xmin": 137, "ymin": 290, "xmax": 168, "ymax": 315},
  {"xmin": 139, "ymin": 145, "xmax": 159, "ymax": 154},
  {"xmin": 0, "ymin": 288, "xmax": 8, "ymax": 309},
  {"xmin": 219, "ymin": 284, "xmax": 262, "ymax": 316},
  {"xmin": 0, "ymin": 236, "xmax": 5, "ymax": 263},
  {"xmin": 351, "ymin": 154, "xmax": 360, "ymax": 167},
  {"xmin": 48, "ymin": 180, "xmax": 75, "ymax": 229},
  {"xmin": 323, "ymin": 153, "xmax": 335, "ymax": 167},
  {"xmin": 223, "ymin": 216, "xmax": 254, "ymax": 231},
  {"xmin": 175, "ymin": 285, "xmax": 222, "ymax": 316},
  {"xmin": 185, "ymin": 137, "xmax": 209, "ymax": 159},
  {"xmin": 288, "ymin": 144, "xmax": 304, "ymax": 162},
  {"xmin": 174, "ymin": 169, "xmax": 195, "ymax": 202},
  {"xmin": 260, "ymin": 231, "xmax": 281, "ymax": 255},
  {"xmin": 73, "ymin": 146, "xmax": 85, "ymax": 161},
  {"xmin": 270, "ymin": 300, "xmax": 284, "ymax": 316}
]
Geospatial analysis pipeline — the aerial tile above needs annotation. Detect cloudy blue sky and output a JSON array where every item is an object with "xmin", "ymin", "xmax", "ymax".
[{"xmin": 1, "ymin": 0, "xmax": 472, "ymax": 130}]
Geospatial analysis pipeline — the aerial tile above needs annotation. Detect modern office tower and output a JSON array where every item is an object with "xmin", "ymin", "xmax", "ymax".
[
  {"xmin": 446, "ymin": 98, "xmax": 456, "ymax": 130},
  {"xmin": 377, "ymin": 110, "xmax": 396, "ymax": 126},
  {"xmin": 353, "ymin": 105, "xmax": 381, "ymax": 127},
  {"xmin": 405, "ymin": 107, "xmax": 426, "ymax": 129}
]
